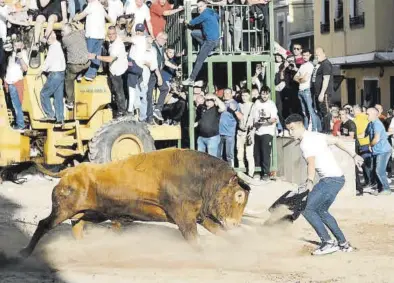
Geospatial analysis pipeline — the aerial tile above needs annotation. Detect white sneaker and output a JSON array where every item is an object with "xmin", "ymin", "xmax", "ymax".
[
  {"xmin": 339, "ymin": 241, "xmax": 354, "ymax": 252},
  {"xmin": 311, "ymin": 240, "xmax": 339, "ymax": 256}
]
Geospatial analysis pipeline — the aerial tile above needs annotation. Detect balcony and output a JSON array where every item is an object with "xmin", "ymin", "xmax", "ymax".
[
  {"xmin": 334, "ymin": 18, "xmax": 344, "ymax": 31},
  {"xmin": 350, "ymin": 12, "xmax": 365, "ymax": 29},
  {"xmin": 320, "ymin": 22, "xmax": 330, "ymax": 34}
]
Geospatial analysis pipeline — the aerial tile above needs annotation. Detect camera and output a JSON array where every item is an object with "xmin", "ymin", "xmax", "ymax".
[{"xmin": 145, "ymin": 0, "xmax": 152, "ymax": 8}]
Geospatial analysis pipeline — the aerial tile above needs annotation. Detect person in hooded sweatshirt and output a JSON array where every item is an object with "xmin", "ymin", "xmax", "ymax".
[{"xmin": 182, "ymin": 0, "xmax": 219, "ymax": 86}]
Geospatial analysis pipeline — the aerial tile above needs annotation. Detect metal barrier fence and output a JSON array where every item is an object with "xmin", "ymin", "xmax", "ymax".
[{"xmin": 166, "ymin": 3, "xmax": 271, "ymax": 56}]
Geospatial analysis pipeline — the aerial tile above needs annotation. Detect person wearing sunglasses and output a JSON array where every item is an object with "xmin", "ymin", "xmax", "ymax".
[{"xmin": 292, "ymin": 43, "xmax": 305, "ymax": 68}]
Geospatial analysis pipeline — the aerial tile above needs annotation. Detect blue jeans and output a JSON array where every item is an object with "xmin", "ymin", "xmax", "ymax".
[
  {"xmin": 40, "ymin": 71, "xmax": 65, "ymax": 122},
  {"xmin": 374, "ymin": 152, "xmax": 391, "ymax": 191},
  {"xmin": 298, "ymin": 88, "xmax": 318, "ymax": 131},
  {"xmin": 137, "ymin": 85, "xmax": 148, "ymax": 121},
  {"xmin": 9, "ymin": 84, "xmax": 25, "ymax": 128},
  {"xmin": 218, "ymin": 135, "xmax": 235, "ymax": 167},
  {"xmin": 197, "ymin": 135, "xmax": 220, "ymax": 157},
  {"xmin": 190, "ymin": 30, "xmax": 219, "ymax": 81},
  {"xmin": 302, "ymin": 176, "xmax": 347, "ymax": 244},
  {"xmin": 85, "ymin": 38, "xmax": 103, "ymax": 79}
]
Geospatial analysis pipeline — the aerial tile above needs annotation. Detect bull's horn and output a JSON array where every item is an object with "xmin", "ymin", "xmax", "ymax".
[{"xmin": 236, "ymin": 171, "xmax": 252, "ymax": 190}]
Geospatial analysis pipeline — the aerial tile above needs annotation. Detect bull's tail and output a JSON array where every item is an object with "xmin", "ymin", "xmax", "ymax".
[{"xmin": 34, "ymin": 163, "xmax": 69, "ymax": 178}]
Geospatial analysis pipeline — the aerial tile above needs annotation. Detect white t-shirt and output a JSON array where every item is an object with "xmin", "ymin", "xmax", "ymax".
[
  {"xmin": 250, "ymin": 99, "xmax": 278, "ymax": 136},
  {"xmin": 109, "ymin": 37, "xmax": 128, "ymax": 76},
  {"xmin": 141, "ymin": 48, "xmax": 158, "ymax": 87},
  {"xmin": 124, "ymin": 0, "xmax": 150, "ymax": 31},
  {"xmin": 296, "ymin": 61, "xmax": 314, "ymax": 91},
  {"xmin": 84, "ymin": 0, "xmax": 107, "ymax": 39},
  {"xmin": 108, "ymin": 0, "xmax": 123, "ymax": 23},
  {"xmin": 42, "ymin": 41, "xmax": 66, "ymax": 72},
  {"xmin": 300, "ymin": 131, "xmax": 343, "ymax": 178},
  {"xmin": 128, "ymin": 35, "xmax": 147, "ymax": 66},
  {"xmin": 5, "ymin": 50, "xmax": 28, "ymax": 85},
  {"xmin": 0, "ymin": 5, "xmax": 9, "ymax": 42}
]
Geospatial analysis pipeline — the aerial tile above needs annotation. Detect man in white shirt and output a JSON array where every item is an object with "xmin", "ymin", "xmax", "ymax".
[
  {"xmin": 285, "ymin": 113, "xmax": 364, "ymax": 256},
  {"xmin": 294, "ymin": 49, "xmax": 318, "ymax": 131},
  {"xmin": 5, "ymin": 41, "xmax": 28, "ymax": 131},
  {"xmin": 124, "ymin": 0, "xmax": 154, "ymax": 38},
  {"xmin": 247, "ymin": 86, "xmax": 277, "ymax": 181},
  {"xmin": 108, "ymin": 0, "xmax": 123, "ymax": 23},
  {"xmin": 89, "ymin": 26, "xmax": 128, "ymax": 117},
  {"xmin": 73, "ymin": 0, "xmax": 113, "ymax": 80},
  {"xmin": 138, "ymin": 35, "xmax": 159, "ymax": 122},
  {"xmin": 127, "ymin": 23, "xmax": 147, "ymax": 115},
  {"xmin": 37, "ymin": 31, "xmax": 66, "ymax": 125}
]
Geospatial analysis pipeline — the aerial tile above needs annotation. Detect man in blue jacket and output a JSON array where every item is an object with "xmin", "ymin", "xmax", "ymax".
[{"xmin": 182, "ymin": 0, "xmax": 220, "ymax": 86}]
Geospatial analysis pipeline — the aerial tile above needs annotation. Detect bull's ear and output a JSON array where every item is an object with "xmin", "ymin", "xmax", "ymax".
[{"xmin": 229, "ymin": 175, "xmax": 238, "ymax": 185}]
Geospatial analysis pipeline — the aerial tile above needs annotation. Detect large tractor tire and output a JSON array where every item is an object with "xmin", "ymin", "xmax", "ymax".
[{"xmin": 88, "ymin": 117, "xmax": 155, "ymax": 164}]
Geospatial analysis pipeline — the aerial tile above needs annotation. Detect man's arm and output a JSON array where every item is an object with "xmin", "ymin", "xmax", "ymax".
[
  {"xmin": 306, "ymin": 156, "xmax": 316, "ymax": 183},
  {"xmin": 319, "ymin": 75, "xmax": 330, "ymax": 98},
  {"xmin": 146, "ymin": 19, "xmax": 154, "ymax": 38},
  {"xmin": 155, "ymin": 69, "xmax": 163, "ymax": 86},
  {"xmin": 370, "ymin": 132, "xmax": 380, "ymax": 146},
  {"xmin": 326, "ymin": 135, "xmax": 363, "ymax": 168},
  {"xmin": 189, "ymin": 12, "xmax": 207, "ymax": 26},
  {"xmin": 163, "ymin": 6, "xmax": 184, "ymax": 16},
  {"xmin": 209, "ymin": 95, "xmax": 226, "ymax": 113},
  {"xmin": 61, "ymin": 0, "xmax": 68, "ymax": 22},
  {"xmin": 73, "ymin": 10, "xmax": 88, "ymax": 22},
  {"xmin": 91, "ymin": 53, "xmax": 116, "ymax": 63}
]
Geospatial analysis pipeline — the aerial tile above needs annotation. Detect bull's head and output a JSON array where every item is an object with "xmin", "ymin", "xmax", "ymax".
[{"xmin": 209, "ymin": 175, "xmax": 251, "ymax": 230}]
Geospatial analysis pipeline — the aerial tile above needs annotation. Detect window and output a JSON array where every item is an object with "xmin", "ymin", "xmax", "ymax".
[
  {"xmin": 347, "ymin": 78, "xmax": 356, "ymax": 105},
  {"xmin": 363, "ymin": 79, "xmax": 380, "ymax": 108},
  {"xmin": 320, "ymin": 0, "xmax": 330, "ymax": 34},
  {"xmin": 349, "ymin": 0, "xmax": 365, "ymax": 28},
  {"xmin": 278, "ymin": 20, "xmax": 284, "ymax": 47},
  {"xmin": 334, "ymin": 0, "xmax": 344, "ymax": 31}
]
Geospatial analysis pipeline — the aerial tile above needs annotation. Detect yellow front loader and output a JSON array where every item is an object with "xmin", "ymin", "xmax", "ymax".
[{"xmin": 0, "ymin": 24, "xmax": 181, "ymax": 167}]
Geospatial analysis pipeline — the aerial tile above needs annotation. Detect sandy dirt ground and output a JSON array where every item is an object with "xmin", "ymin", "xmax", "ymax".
[{"xmin": 1, "ymin": 176, "xmax": 394, "ymax": 283}]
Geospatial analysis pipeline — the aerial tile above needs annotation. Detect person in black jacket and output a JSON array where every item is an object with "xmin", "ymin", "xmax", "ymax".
[{"xmin": 196, "ymin": 94, "xmax": 226, "ymax": 157}]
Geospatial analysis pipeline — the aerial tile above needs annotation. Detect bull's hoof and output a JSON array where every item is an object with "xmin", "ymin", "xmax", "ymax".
[{"xmin": 19, "ymin": 247, "xmax": 32, "ymax": 258}]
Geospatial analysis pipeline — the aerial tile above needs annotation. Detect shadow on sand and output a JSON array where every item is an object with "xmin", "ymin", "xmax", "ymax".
[{"xmin": 0, "ymin": 194, "xmax": 68, "ymax": 283}]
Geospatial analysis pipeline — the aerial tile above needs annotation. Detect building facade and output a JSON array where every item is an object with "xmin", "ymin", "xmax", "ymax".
[
  {"xmin": 314, "ymin": 0, "xmax": 394, "ymax": 109},
  {"xmin": 274, "ymin": 0, "xmax": 314, "ymax": 50}
]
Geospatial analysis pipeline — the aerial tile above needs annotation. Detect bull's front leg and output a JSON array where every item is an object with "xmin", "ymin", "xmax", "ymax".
[
  {"xmin": 166, "ymin": 200, "xmax": 203, "ymax": 251},
  {"xmin": 200, "ymin": 218, "xmax": 225, "ymax": 235}
]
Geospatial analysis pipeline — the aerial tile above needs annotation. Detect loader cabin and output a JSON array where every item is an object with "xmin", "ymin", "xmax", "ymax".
[{"xmin": 0, "ymin": 20, "xmax": 181, "ymax": 167}]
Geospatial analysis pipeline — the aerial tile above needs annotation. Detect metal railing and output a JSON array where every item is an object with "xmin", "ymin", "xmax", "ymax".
[
  {"xmin": 320, "ymin": 22, "xmax": 330, "ymax": 34},
  {"xmin": 167, "ymin": 3, "xmax": 271, "ymax": 56},
  {"xmin": 334, "ymin": 18, "xmax": 344, "ymax": 31},
  {"xmin": 350, "ymin": 12, "xmax": 365, "ymax": 29}
]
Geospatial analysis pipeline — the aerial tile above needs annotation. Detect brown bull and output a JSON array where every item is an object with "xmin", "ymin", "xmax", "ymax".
[{"xmin": 20, "ymin": 148, "xmax": 251, "ymax": 257}]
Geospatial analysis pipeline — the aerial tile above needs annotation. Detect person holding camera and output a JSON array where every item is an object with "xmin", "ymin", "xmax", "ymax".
[
  {"xmin": 4, "ymin": 40, "xmax": 28, "ymax": 131},
  {"xmin": 124, "ymin": 0, "xmax": 154, "ymax": 37},
  {"xmin": 247, "ymin": 86, "xmax": 277, "ymax": 181}
]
